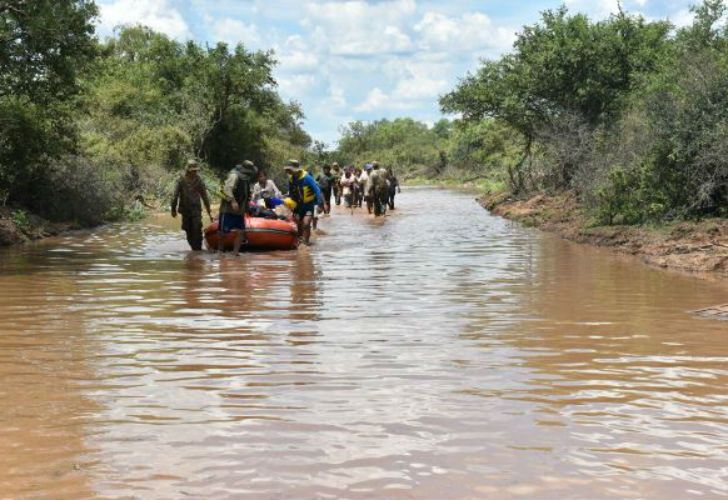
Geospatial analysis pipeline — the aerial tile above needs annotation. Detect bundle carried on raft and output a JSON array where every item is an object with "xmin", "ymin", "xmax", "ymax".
[{"xmin": 204, "ymin": 215, "xmax": 298, "ymax": 251}]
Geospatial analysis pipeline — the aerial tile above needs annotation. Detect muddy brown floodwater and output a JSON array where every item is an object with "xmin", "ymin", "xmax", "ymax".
[{"xmin": 1, "ymin": 187, "xmax": 727, "ymax": 499}]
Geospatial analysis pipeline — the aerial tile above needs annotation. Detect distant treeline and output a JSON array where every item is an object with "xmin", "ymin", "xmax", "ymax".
[
  {"xmin": 331, "ymin": 117, "xmax": 520, "ymax": 191},
  {"xmin": 335, "ymin": 0, "xmax": 728, "ymax": 225},
  {"xmin": 0, "ymin": 1, "xmax": 310, "ymax": 225}
]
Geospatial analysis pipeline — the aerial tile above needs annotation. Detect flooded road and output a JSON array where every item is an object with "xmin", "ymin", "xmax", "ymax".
[{"xmin": 1, "ymin": 187, "xmax": 727, "ymax": 498}]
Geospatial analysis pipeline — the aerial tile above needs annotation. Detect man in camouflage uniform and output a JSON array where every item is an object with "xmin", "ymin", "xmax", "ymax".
[
  {"xmin": 171, "ymin": 159, "xmax": 213, "ymax": 251},
  {"xmin": 331, "ymin": 162, "xmax": 342, "ymax": 205},
  {"xmin": 368, "ymin": 161, "xmax": 389, "ymax": 217},
  {"xmin": 219, "ymin": 160, "xmax": 257, "ymax": 255}
]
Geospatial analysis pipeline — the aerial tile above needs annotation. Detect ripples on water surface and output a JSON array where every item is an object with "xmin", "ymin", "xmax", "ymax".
[{"xmin": 0, "ymin": 187, "xmax": 727, "ymax": 498}]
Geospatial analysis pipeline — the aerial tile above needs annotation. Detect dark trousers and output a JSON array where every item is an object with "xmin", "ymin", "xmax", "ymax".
[
  {"xmin": 334, "ymin": 185, "xmax": 341, "ymax": 205},
  {"xmin": 181, "ymin": 215, "xmax": 203, "ymax": 251},
  {"xmin": 322, "ymin": 187, "xmax": 332, "ymax": 213},
  {"xmin": 373, "ymin": 189, "xmax": 387, "ymax": 216}
]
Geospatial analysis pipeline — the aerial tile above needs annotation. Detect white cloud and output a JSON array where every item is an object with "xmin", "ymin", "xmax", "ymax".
[
  {"xmin": 354, "ymin": 88, "xmax": 390, "ymax": 112},
  {"xmin": 212, "ymin": 18, "xmax": 262, "ymax": 47},
  {"xmin": 327, "ymin": 84, "xmax": 347, "ymax": 108},
  {"xmin": 564, "ymin": 0, "xmax": 650, "ymax": 19},
  {"xmin": 564, "ymin": 0, "xmax": 619, "ymax": 18},
  {"xmin": 414, "ymin": 11, "xmax": 515, "ymax": 54},
  {"xmin": 275, "ymin": 35, "xmax": 320, "ymax": 72},
  {"xmin": 303, "ymin": 0, "xmax": 416, "ymax": 55},
  {"xmin": 392, "ymin": 74, "xmax": 448, "ymax": 101},
  {"xmin": 670, "ymin": 8, "xmax": 694, "ymax": 28},
  {"xmin": 191, "ymin": 0, "xmax": 701, "ymax": 145},
  {"xmin": 278, "ymin": 74, "xmax": 319, "ymax": 96},
  {"xmin": 353, "ymin": 65, "xmax": 449, "ymax": 113},
  {"xmin": 98, "ymin": 0, "xmax": 190, "ymax": 39}
]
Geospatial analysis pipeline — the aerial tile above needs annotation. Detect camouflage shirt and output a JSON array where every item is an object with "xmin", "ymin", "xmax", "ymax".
[{"xmin": 171, "ymin": 174, "xmax": 211, "ymax": 217}]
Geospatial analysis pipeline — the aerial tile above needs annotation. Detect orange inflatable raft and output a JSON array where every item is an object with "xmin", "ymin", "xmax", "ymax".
[{"xmin": 204, "ymin": 216, "xmax": 299, "ymax": 251}]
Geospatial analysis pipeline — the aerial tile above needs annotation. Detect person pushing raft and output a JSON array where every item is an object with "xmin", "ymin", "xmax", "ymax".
[
  {"xmin": 219, "ymin": 160, "xmax": 257, "ymax": 256},
  {"xmin": 171, "ymin": 159, "xmax": 213, "ymax": 251},
  {"xmin": 284, "ymin": 159, "xmax": 323, "ymax": 246}
]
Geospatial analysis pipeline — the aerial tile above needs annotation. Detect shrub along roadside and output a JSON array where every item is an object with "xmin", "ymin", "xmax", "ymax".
[
  {"xmin": 0, "ymin": 3, "xmax": 312, "ymax": 237},
  {"xmin": 440, "ymin": 0, "xmax": 728, "ymax": 226}
]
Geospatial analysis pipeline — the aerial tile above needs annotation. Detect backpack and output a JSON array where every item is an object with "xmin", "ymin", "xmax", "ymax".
[{"xmin": 232, "ymin": 164, "xmax": 258, "ymax": 205}]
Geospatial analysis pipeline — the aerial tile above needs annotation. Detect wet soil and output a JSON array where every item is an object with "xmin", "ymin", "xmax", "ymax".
[
  {"xmin": 480, "ymin": 192, "xmax": 728, "ymax": 278},
  {"xmin": 0, "ymin": 207, "xmax": 72, "ymax": 246}
]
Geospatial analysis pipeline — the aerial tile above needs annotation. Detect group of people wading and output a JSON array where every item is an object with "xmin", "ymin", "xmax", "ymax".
[
  {"xmin": 171, "ymin": 158, "xmax": 401, "ymax": 254},
  {"xmin": 327, "ymin": 161, "xmax": 400, "ymax": 216}
]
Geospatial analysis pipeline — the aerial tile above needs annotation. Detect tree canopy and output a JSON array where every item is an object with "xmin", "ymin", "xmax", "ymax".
[
  {"xmin": 0, "ymin": 3, "xmax": 310, "ymax": 224},
  {"xmin": 440, "ymin": 1, "xmax": 728, "ymax": 222}
]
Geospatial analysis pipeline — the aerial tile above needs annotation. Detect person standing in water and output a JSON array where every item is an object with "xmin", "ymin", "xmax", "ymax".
[
  {"xmin": 359, "ymin": 164, "xmax": 372, "ymax": 213},
  {"xmin": 386, "ymin": 167, "xmax": 401, "ymax": 210},
  {"xmin": 340, "ymin": 167, "xmax": 357, "ymax": 208},
  {"xmin": 285, "ymin": 160, "xmax": 323, "ymax": 246},
  {"xmin": 368, "ymin": 161, "xmax": 389, "ymax": 217},
  {"xmin": 316, "ymin": 164, "xmax": 336, "ymax": 215},
  {"xmin": 171, "ymin": 159, "xmax": 213, "ymax": 251},
  {"xmin": 219, "ymin": 160, "xmax": 257, "ymax": 256},
  {"xmin": 331, "ymin": 162, "xmax": 342, "ymax": 205},
  {"xmin": 352, "ymin": 166, "xmax": 363, "ymax": 208}
]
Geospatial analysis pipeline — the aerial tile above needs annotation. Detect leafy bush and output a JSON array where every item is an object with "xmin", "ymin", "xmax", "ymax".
[
  {"xmin": 1, "ymin": 10, "xmax": 312, "ymax": 227},
  {"xmin": 440, "ymin": 0, "xmax": 728, "ymax": 224}
]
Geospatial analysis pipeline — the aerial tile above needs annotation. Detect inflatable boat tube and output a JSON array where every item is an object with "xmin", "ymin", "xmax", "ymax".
[{"xmin": 204, "ymin": 216, "xmax": 299, "ymax": 251}]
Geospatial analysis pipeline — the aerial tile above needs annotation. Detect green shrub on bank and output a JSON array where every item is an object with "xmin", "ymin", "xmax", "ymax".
[
  {"xmin": 0, "ymin": 5, "xmax": 311, "ymax": 227},
  {"xmin": 330, "ymin": 117, "xmax": 521, "ymax": 190},
  {"xmin": 440, "ymin": 0, "xmax": 728, "ymax": 225}
]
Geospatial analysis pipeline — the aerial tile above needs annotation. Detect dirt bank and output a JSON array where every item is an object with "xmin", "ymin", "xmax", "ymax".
[
  {"xmin": 480, "ymin": 192, "xmax": 728, "ymax": 278},
  {"xmin": 0, "ymin": 208, "xmax": 73, "ymax": 247}
]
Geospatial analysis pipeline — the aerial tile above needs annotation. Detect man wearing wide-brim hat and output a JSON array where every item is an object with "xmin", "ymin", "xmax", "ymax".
[
  {"xmin": 220, "ymin": 160, "xmax": 258, "ymax": 256},
  {"xmin": 171, "ymin": 159, "xmax": 213, "ymax": 251},
  {"xmin": 283, "ymin": 159, "xmax": 323, "ymax": 246}
]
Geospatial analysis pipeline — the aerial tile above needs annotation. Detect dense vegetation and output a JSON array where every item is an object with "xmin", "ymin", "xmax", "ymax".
[
  {"xmin": 332, "ymin": 117, "xmax": 520, "ymax": 192},
  {"xmin": 334, "ymin": 0, "xmax": 728, "ymax": 225},
  {"xmin": 0, "ymin": 1, "xmax": 310, "ymax": 225},
  {"xmin": 440, "ymin": 0, "xmax": 728, "ymax": 224},
  {"xmin": 3, "ymin": 0, "xmax": 728, "ymax": 231}
]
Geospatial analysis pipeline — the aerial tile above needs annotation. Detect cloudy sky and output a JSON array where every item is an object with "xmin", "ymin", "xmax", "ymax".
[{"xmin": 95, "ymin": 0, "xmax": 700, "ymax": 146}]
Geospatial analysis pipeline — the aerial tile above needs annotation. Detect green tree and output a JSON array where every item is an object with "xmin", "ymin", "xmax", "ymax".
[
  {"xmin": 0, "ymin": 0, "xmax": 98, "ymax": 102},
  {"xmin": 0, "ymin": 0, "xmax": 98, "ymax": 215},
  {"xmin": 441, "ymin": 6, "xmax": 671, "ymax": 191}
]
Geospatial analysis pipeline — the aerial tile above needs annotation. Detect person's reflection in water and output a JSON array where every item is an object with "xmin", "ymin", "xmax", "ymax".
[
  {"xmin": 216, "ymin": 256, "xmax": 260, "ymax": 319},
  {"xmin": 179, "ymin": 254, "xmax": 208, "ymax": 313},
  {"xmin": 287, "ymin": 250, "xmax": 321, "ymax": 345},
  {"xmin": 178, "ymin": 254, "xmax": 261, "ymax": 328}
]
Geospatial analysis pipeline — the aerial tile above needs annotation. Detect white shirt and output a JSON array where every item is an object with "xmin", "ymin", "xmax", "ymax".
[
  {"xmin": 340, "ymin": 174, "xmax": 356, "ymax": 195},
  {"xmin": 251, "ymin": 179, "xmax": 281, "ymax": 202}
]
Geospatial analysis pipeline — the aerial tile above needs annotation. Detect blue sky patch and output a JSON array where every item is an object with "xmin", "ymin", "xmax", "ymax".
[{"xmin": 96, "ymin": 0, "xmax": 701, "ymax": 145}]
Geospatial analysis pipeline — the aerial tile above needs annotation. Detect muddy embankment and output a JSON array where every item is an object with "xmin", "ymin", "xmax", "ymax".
[
  {"xmin": 0, "ymin": 208, "xmax": 72, "ymax": 247},
  {"xmin": 480, "ymin": 192, "xmax": 728, "ymax": 279}
]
